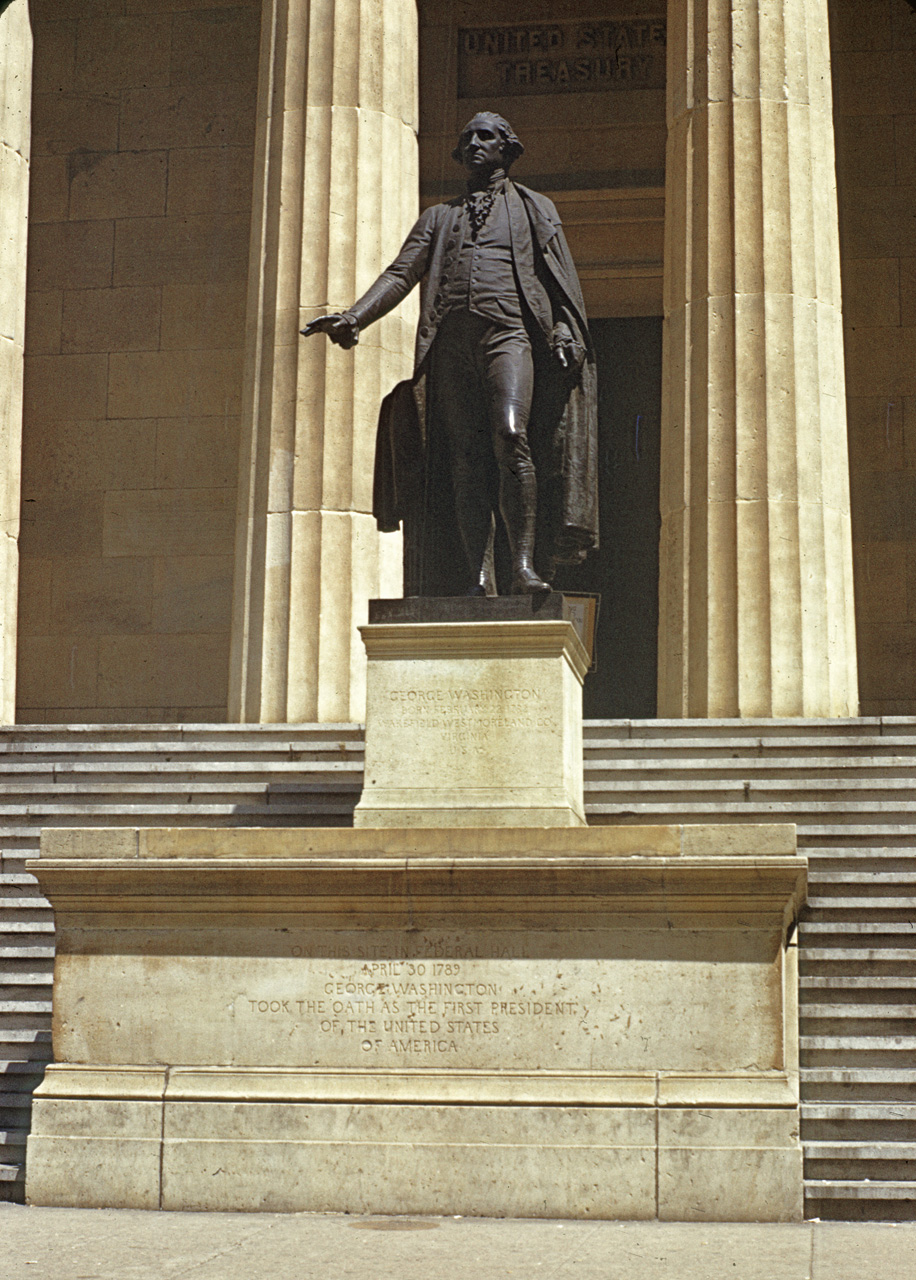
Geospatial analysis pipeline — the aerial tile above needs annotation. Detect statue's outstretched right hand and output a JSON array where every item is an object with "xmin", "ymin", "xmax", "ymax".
[{"xmin": 300, "ymin": 313, "xmax": 360, "ymax": 349}]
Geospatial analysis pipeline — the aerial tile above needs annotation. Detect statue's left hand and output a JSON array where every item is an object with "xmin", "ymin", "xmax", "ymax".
[{"xmin": 550, "ymin": 322, "xmax": 584, "ymax": 373}]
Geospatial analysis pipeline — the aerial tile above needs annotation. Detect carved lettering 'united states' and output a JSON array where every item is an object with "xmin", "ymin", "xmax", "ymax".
[{"xmin": 458, "ymin": 20, "xmax": 667, "ymax": 97}]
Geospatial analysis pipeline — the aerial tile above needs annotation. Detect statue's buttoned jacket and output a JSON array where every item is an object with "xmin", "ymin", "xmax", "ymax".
[
  {"xmin": 353, "ymin": 181, "xmax": 599, "ymax": 568},
  {"xmin": 348, "ymin": 183, "xmax": 588, "ymax": 372}
]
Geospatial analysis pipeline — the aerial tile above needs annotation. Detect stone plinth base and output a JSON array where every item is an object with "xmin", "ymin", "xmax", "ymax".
[
  {"xmin": 26, "ymin": 824, "xmax": 806, "ymax": 1220},
  {"xmin": 354, "ymin": 600, "xmax": 589, "ymax": 827}
]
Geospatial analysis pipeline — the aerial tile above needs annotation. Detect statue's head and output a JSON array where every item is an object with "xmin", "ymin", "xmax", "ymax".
[{"xmin": 452, "ymin": 112, "xmax": 524, "ymax": 172}]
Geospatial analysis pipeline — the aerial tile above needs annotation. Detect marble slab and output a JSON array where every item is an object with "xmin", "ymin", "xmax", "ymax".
[
  {"xmin": 26, "ymin": 824, "xmax": 806, "ymax": 1219},
  {"xmin": 354, "ymin": 618, "xmax": 589, "ymax": 827}
]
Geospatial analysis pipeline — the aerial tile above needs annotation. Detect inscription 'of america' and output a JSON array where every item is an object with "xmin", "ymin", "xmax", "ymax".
[{"xmin": 458, "ymin": 19, "xmax": 666, "ymax": 98}]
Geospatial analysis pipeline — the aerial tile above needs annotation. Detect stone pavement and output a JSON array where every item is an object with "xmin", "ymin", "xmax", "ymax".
[{"xmin": 2, "ymin": 1207, "xmax": 915, "ymax": 1280}]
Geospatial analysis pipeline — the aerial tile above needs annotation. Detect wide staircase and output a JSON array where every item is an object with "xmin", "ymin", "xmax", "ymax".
[
  {"xmin": 2, "ymin": 718, "xmax": 915, "ymax": 1219},
  {"xmin": 0, "ymin": 723, "xmax": 364, "ymax": 1201},
  {"xmin": 584, "ymin": 718, "xmax": 916, "ymax": 1222}
]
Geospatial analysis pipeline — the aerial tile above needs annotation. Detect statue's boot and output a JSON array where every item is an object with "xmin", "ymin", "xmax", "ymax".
[
  {"xmin": 511, "ymin": 563, "xmax": 550, "ymax": 596},
  {"xmin": 451, "ymin": 480, "xmax": 497, "ymax": 596},
  {"xmin": 500, "ymin": 457, "xmax": 550, "ymax": 597}
]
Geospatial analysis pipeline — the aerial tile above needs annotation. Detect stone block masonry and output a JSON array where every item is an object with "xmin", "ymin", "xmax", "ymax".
[
  {"xmin": 26, "ymin": 823, "xmax": 806, "ymax": 1220},
  {"xmin": 18, "ymin": 0, "xmax": 261, "ymax": 723}
]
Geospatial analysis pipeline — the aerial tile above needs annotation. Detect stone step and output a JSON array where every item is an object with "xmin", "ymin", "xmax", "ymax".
[
  {"xmin": 585, "ymin": 721, "xmax": 896, "ymax": 738},
  {"xmin": 588, "ymin": 799, "xmax": 916, "ymax": 819},
  {"xmin": 805, "ymin": 1180, "xmax": 916, "ymax": 1200},
  {"xmin": 806, "ymin": 846, "xmax": 916, "ymax": 855},
  {"xmin": 806, "ymin": 900, "xmax": 916, "ymax": 913},
  {"xmin": 799, "ymin": 948, "xmax": 916, "ymax": 962},
  {"xmin": 0, "ymin": 759, "xmax": 365, "ymax": 777},
  {"xmin": 805, "ymin": 1142, "xmax": 916, "ymax": 1169},
  {"xmin": 0, "ymin": 775, "xmax": 363, "ymax": 795},
  {"xmin": 0, "ymin": 1091, "xmax": 34, "ymax": 1109},
  {"xmin": 802, "ymin": 1037, "xmax": 916, "ymax": 1051},
  {"xmin": 0, "ymin": 1059, "xmax": 49, "ymax": 1076},
  {"xmin": 805, "ymin": 851, "xmax": 916, "ymax": 864},
  {"xmin": 0, "ymin": 1162, "xmax": 23, "ymax": 1183},
  {"xmin": 0, "ymin": 1001, "xmax": 52, "ymax": 1015},
  {"xmin": 798, "ymin": 1029, "xmax": 916, "ymax": 1039},
  {"xmin": 800, "ymin": 977, "xmax": 916, "ymax": 990},
  {"xmin": 0, "ymin": 1131, "xmax": 29, "ymax": 1162},
  {"xmin": 0, "ymin": 804, "xmax": 355, "ymax": 821},
  {"xmin": 802, "ymin": 1049, "xmax": 916, "ymax": 1071},
  {"xmin": 803, "ymin": 1069, "xmax": 916, "ymax": 1088},
  {"xmin": 800, "ymin": 923, "xmax": 916, "ymax": 935},
  {"xmin": 809, "ymin": 877, "xmax": 916, "ymax": 892},
  {"xmin": 769, "ymin": 825, "xmax": 916, "ymax": 844},
  {"xmin": 585, "ymin": 738, "xmax": 916, "ymax": 757},
  {"xmin": 801, "ymin": 1004, "xmax": 916, "ymax": 1020},
  {"xmin": 585, "ymin": 755, "xmax": 916, "ymax": 773},
  {"xmin": 0, "ymin": 741, "xmax": 364, "ymax": 762},
  {"xmin": 591, "ymin": 773, "xmax": 916, "ymax": 793},
  {"xmin": 803, "ymin": 1105, "xmax": 916, "ymax": 1121},
  {"xmin": 0, "ymin": 727, "xmax": 360, "ymax": 747}
]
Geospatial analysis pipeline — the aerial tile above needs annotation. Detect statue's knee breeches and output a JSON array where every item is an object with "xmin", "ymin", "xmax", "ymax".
[{"xmin": 491, "ymin": 420, "xmax": 535, "ymax": 476}]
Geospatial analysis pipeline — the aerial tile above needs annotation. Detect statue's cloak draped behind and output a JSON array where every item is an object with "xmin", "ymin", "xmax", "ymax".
[{"xmin": 369, "ymin": 181, "xmax": 598, "ymax": 595}]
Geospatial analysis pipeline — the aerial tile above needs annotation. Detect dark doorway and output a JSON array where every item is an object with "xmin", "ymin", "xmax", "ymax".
[{"xmin": 553, "ymin": 316, "xmax": 663, "ymax": 718}]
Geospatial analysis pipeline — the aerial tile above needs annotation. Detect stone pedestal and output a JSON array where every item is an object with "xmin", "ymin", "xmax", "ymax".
[
  {"xmin": 26, "ymin": 823, "xmax": 805, "ymax": 1220},
  {"xmin": 354, "ymin": 599, "xmax": 590, "ymax": 828}
]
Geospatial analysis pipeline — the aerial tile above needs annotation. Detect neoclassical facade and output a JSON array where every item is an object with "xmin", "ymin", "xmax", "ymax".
[{"xmin": 2, "ymin": 0, "xmax": 915, "ymax": 726}]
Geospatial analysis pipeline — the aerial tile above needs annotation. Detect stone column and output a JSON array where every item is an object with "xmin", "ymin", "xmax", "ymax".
[
  {"xmin": 0, "ymin": 0, "xmax": 31, "ymax": 724},
  {"xmin": 229, "ymin": 0, "xmax": 418, "ymax": 722},
  {"xmin": 658, "ymin": 0, "xmax": 859, "ymax": 717}
]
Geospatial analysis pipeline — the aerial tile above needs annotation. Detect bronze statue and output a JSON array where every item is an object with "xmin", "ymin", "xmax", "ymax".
[{"xmin": 303, "ymin": 112, "xmax": 598, "ymax": 597}]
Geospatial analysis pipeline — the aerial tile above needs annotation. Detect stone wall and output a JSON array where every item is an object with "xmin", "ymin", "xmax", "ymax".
[
  {"xmin": 17, "ymin": 0, "xmax": 260, "ymax": 722},
  {"xmin": 833, "ymin": 0, "xmax": 916, "ymax": 714}
]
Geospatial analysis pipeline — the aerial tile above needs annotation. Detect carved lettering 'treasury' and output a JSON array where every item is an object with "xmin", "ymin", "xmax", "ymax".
[{"xmin": 458, "ymin": 20, "xmax": 666, "ymax": 97}]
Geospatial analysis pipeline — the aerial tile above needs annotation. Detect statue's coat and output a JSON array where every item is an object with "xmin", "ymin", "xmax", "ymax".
[{"xmin": 356, "ymin": 182, "xmax": 599, "ymax": 593}]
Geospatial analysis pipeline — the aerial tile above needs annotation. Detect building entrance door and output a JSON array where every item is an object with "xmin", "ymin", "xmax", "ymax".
[{"xmin": 554, "ymin": 316, "xmax": 662, "ymax": 719}]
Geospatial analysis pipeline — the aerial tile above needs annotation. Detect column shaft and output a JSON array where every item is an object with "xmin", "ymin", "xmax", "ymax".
[
  {"xmin": 0, "ymin": 0, "xmax": 31, "ymax": 724},
  {"xmin": 659, "ymin": 0, "xmax": 858, "ymax": 717},
  {"xmin": 229, "ymin": 0, "xmax": 418, "ymax": 722}
]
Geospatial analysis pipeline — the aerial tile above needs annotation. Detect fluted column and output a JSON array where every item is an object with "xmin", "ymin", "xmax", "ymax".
[
  {"xmin": 229, "ymin": 0, "xmax": 418, "ymax": 722},
  {"xmin": 0, "ymin": 1, "xmax": 31, "ymax": 723},
  {"xmin": 658, "ymin": 0, "xmax": 858, "ymax": 717}
]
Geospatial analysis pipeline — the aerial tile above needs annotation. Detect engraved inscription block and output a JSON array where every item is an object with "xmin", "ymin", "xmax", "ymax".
[
  {"xmin": 27, "ymin": 824, "xmax": 806, "ymax": 1219},
  {"xmin": 457, "ymin": 19, "xmax": 667, "ymax": 99},
  {"xmin": 354, "ymin": 618, "xmax": 589, "ymax": 827}
]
